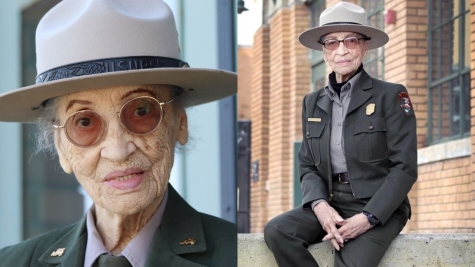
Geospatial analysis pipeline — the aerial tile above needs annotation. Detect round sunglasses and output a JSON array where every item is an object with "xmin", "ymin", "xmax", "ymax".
[{"xmin": 53, "ymin": 96, "xmax": 174, "ymax": 147}]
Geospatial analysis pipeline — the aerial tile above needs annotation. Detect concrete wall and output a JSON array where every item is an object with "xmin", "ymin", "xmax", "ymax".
[{"xmin": 238, "ymin": 233, "xmax": 475, "ymax": 266}]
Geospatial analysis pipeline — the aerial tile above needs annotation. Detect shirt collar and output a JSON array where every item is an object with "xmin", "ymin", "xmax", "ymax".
[
  {"xmin": 84, "ymin": 188, "xmax": 169, "ymax": 267},
  {"xmin": 324, "ymin": 70, "xmax": 363, "ymax": 100}
]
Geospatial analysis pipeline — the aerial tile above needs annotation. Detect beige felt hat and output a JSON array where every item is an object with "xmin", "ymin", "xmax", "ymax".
[
  {"xmin": 0, "ymin": 0, "xmax": 236, "ymax": 122},
  {"xmin": 299, "ymin": 1, "xmax": 389, "ymax": 51}
]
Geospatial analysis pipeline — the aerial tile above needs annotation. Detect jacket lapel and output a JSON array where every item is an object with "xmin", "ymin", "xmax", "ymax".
[
  {"xmin": 346, "ymin": 70, "xmax": 373, "ymax": 116},
  {"xmin": 316, "ymin": 90, "xmax": 332, "ymax": 117},
  {"xmin": 38, "ymin": 217, "xmax": 87, "ymax": 267},
  {"xmin": 145, "ymin": 184, "xmax": 207, "ymax": 267},
  {"xmin": 37, "ymin": 184, "xmax": 207, "ymax": 267}
]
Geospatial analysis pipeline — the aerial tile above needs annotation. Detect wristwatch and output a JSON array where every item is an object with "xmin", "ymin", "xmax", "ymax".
[{"xmin": 363, "ymin": 211, "xmax": 379, "ymax": 226}]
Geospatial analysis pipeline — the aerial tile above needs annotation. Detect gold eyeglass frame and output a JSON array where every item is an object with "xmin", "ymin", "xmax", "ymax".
[{"xmin": 52, "ymin": 96, "xmax": 175, "ymax": 148}]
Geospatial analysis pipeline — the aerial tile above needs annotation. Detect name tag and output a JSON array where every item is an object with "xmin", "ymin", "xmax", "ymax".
[{"xmin": 308, "ymin": 118, "xmax": 321, "ymax": 122}]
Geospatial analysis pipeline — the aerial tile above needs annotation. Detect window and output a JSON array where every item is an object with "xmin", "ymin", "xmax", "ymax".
[
  {"xmin": 360, "ymin": 0, "xmax": 385, "ymax": 80},
  {"xmin": 22, "ymin": 0, "xmax": 84, "ymax": 239},
  {"xmin": 428, "ymin": 0, "xmax": 470, "ymax": 143},
  {"xmin": 310, "ymin": 0, "xmax": 326, "ymax": 91}
]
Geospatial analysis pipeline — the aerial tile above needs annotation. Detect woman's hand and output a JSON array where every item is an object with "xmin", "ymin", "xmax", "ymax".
[
  {"xmin": 313, "ymin": 201, "xmax": 345, "ymax": 251},
  {"xmin": 336, "ymin": 213, "xmax": 372, "ymax": 242}
]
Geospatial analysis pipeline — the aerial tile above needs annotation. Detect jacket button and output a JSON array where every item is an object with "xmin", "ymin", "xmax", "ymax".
[
  {"xmin": 369, "ymin": 125, "xmax": 374, "ymax": 130},
  {"xmin": 306, "ymin": 131, "xmax": 310, "ymax": 136}
]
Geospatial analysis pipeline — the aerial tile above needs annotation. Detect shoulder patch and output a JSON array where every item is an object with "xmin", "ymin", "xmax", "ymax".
[{"xmin": 398, "ymin": 92, "xmax": 412, "ymax": 115}]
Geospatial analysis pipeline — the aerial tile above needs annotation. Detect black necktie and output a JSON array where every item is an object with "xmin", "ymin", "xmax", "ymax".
[{"xmin": 94, "ymin": 254, "xmax": 132, "ymax": 267}]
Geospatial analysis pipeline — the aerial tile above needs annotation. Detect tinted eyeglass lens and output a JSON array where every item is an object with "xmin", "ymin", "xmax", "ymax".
[
  {"xmin": 65, "ymin": 111, "xmax": 105, "ymax": 147},
  {"xmin": 120, "ymin": 97, "xmax": 162, "ymax": 134},
  {"xmin": 343, "ymin": 37, "xmax": 359, "ymax": 48},
  {"xmin": 324, "ymin": 39, "xmax": 339, "ymax": 50},
  {"xmin": 324, "ymin": 37, "xmax": 359, "ymax": 50}
]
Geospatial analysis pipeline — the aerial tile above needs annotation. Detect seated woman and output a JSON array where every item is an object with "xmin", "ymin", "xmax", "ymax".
[
  {"xmin": 0, "ymin": 0, "xmax": 237, "ymax": 266},
  {"xmin": 264, "ymin": 2, "xmax": 416, "ymax": 267}
]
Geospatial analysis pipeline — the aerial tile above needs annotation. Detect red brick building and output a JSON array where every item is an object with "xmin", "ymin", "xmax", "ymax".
[{"xmin": 239, "ymin": 0, "xmax": 475, "ymax": 233}]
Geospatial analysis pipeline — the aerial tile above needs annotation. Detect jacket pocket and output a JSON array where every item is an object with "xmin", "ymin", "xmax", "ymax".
[
  {"xmin": 306, "ymin": 122, "xmax": 325, "ymax": 166},
  {"xmin": 353, "ymin": 116, "xmax": 388, "ymax": 162}
]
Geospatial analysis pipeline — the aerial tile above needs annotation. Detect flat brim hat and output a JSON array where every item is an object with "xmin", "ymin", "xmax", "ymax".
[
  {"xmin": 299, "ymin": 1, "xmax": 389, "ymax": 51},
  {"xmin": 0, "ymin": 0, "xmax": 236, "ymax": 123}
]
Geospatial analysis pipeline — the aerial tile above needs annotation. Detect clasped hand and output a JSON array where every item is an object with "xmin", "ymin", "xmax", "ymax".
[{"xmin": 313, "ymin": 202, "xmax": 372, "ymax": 251}]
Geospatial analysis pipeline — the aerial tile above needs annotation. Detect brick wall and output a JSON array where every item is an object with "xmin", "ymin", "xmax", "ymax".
[
  {"xmin": 238, "ymin": 46, "xmax": 253, "ymax": 119},
  {"xmin": 470, "ymin": 0, "xmax": 475, "ymax": 229},
  {"xmin": 250, "ymin": 26, "xmax": 270, "ymax": 233},
  {"xmin": 407, "ymin": 157, "xmax": 473, "ymax": 232},
  {"xmin": 249, "ymin": 3, "xmax": 312, "ymax": 231},
  {"xmin": 385, "ymin": 0, "xmax": 428, "ymax": 147},
  {"xmin": 267, "ymin": 7, "xmax": 293, "ymax": 220}
]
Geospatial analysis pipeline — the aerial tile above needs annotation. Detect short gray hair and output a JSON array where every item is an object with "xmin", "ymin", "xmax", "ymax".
[
  {"xmin": 34, "ymin": 97, "xmax": 59, "ymax": 155},
  {"xmin": 34, "ymin": 84, "xmax": 185, "ymax": 156}
]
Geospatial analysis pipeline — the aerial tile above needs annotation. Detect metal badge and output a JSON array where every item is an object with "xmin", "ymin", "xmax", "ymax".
[
  {"xmin": 180, "ymin": 238, "xmax": 197, "ymax": 245},
  {"xmin": 366, "ymin": 103, "xmax": 375, "ymax": 116},
  {"xmin": 51, "ymin": 248, "xmax": 65, "ymax": 257}
]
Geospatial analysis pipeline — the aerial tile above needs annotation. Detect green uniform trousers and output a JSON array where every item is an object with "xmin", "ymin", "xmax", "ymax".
[{"xmin": 264, "ymin": 181, "xmax": 408, "ymax": 267}]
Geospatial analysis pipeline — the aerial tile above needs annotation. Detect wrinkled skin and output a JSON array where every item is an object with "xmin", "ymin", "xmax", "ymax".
[
  {"xmin": 54, "ymin": 85, "xmax": 188, "ymax": 254},
  {"xmin": 322, "ymin": 31, "xmax": 369, "ymax": 83},
  {"xmin": 316, "ymin": 31, "xmax": 372, "ymax": 250}
]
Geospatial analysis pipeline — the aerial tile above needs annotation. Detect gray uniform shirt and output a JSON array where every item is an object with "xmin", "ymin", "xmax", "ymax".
[
  {"xmin": 324, "ymin": 71, "xmax": 362, "ymax": 175},
  {"xmin": 311, "ymin": 71, "xmax": 362, "ymax": 209}
]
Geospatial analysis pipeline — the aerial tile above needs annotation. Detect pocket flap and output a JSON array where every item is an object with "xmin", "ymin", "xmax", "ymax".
[
  {"xmin": 306, "ymin": 122, "xmax": 325, "ymax": 138},
  {"xmin": 354, "ymin": 116, "xmax": 387, "ymax": 134}
]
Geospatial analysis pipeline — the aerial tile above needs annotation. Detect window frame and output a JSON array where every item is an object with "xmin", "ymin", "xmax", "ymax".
[
  {"xmin": 427, "ymin": 0, "xmax": 471, "ymax": 144},
  {"xmin": 309, "ymin": 0, "xmax": 326, "ymax": 92},
  {"xmin": 359, "ymin": 0, "xmax": 385, "ymax": 80}
]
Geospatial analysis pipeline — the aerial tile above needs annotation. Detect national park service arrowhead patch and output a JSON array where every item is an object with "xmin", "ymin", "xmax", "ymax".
[{"xmin": 398, "ymin": 92, "xmax": 412, "ymax": 116}]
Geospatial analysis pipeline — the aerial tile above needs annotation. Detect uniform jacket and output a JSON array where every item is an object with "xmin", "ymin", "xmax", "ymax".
[
  {"xmin": 0, "ymin": 184, "xmax": 237, "ymax": 267},
  {"xmin": 299, "ymin": 70, "xmax": 417, "ymax": 225}
]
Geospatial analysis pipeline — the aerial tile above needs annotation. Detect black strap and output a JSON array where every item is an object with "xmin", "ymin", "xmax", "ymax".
[{"xmin": 36, "ymin": 56, "xmax": 190, "ymax": 84}]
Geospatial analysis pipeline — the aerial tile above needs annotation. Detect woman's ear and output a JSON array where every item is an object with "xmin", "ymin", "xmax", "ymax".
[
  {"xmin": 55, "ymin": 131, "xmax": 73, "ymax": 174},
  {"xmin": 177, "ymin": 110, "xmax": 188, "ymax": 145},
  {"xmin": 364, "ymin": 40, "xmax": 370, "ymax": 52}
]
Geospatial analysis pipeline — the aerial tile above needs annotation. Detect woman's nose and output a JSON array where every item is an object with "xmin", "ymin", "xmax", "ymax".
[
  {"xmin": 335, "ymin": 41, "xmax": 348, "ymax": 55},
  {"xmin": 100, "ymin": 117, "xmax": 137, "ymax": 162}
]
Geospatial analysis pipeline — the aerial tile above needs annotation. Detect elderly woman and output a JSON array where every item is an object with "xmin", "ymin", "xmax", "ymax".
[
  {"xmin": 264, "ymin": 2, "xmax": 417, "ymax": 267},
  {"xmin": 0, "ymin": 0, "xmax": 236, "ymax": 266}
]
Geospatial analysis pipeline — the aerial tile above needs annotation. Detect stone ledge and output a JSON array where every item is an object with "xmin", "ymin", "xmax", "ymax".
[
  {"xmin": 238, "ymin": 233, "xmax": 475, "ymax": 266},
  {"xmin": 417, "ymin": 137, "xmax": 471, "ymax": 165}
]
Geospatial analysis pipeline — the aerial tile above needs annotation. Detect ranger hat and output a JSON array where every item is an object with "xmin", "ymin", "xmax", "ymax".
[{"xmin": 0, "ymin": 0, "xmax": 236, "ymax": 122}]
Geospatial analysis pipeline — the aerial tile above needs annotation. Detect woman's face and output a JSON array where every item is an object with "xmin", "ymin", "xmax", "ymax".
[
  {"xmin": 54, "ymin": 85, "xmax": 188, "ymax": 215},
  {"xmin": 322, "ymin": 31, "xmax": 369, "ymax": 82}
]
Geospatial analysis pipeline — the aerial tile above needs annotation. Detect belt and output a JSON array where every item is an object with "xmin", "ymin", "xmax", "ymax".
[{"xmin": 333, "ymin": 172, "xmax": 350, "ymax": 184}]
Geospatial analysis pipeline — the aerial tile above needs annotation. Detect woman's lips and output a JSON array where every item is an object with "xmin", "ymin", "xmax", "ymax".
[
  {"xmin": 104, "ymin": 168, "xmax": 145, "ymax": 190},
  {"xmin": 336, "ymin": 60, "xmax": 351, "ymax": 66}
]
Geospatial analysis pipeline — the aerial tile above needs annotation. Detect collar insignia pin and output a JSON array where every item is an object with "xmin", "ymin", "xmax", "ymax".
[
  {"xmin": 180, "ymin": 237, "xmax": 197, "ymax": 245},
  {"xmin": 51, "ymin": 248, "xmax": 65, "ymax": 257},
  {"xmin": 366, "ymin": 103, "xmax": 375, "ymax": 116}
]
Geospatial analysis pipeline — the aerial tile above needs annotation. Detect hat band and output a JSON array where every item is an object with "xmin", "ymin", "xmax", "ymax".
[
  {"xmin": 322, "ymin": 22, "xmax": 362, "ymax": 26},
  {"xmin": 35, "ymin": 56, "xmax": 190, "ymax": 84}
]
